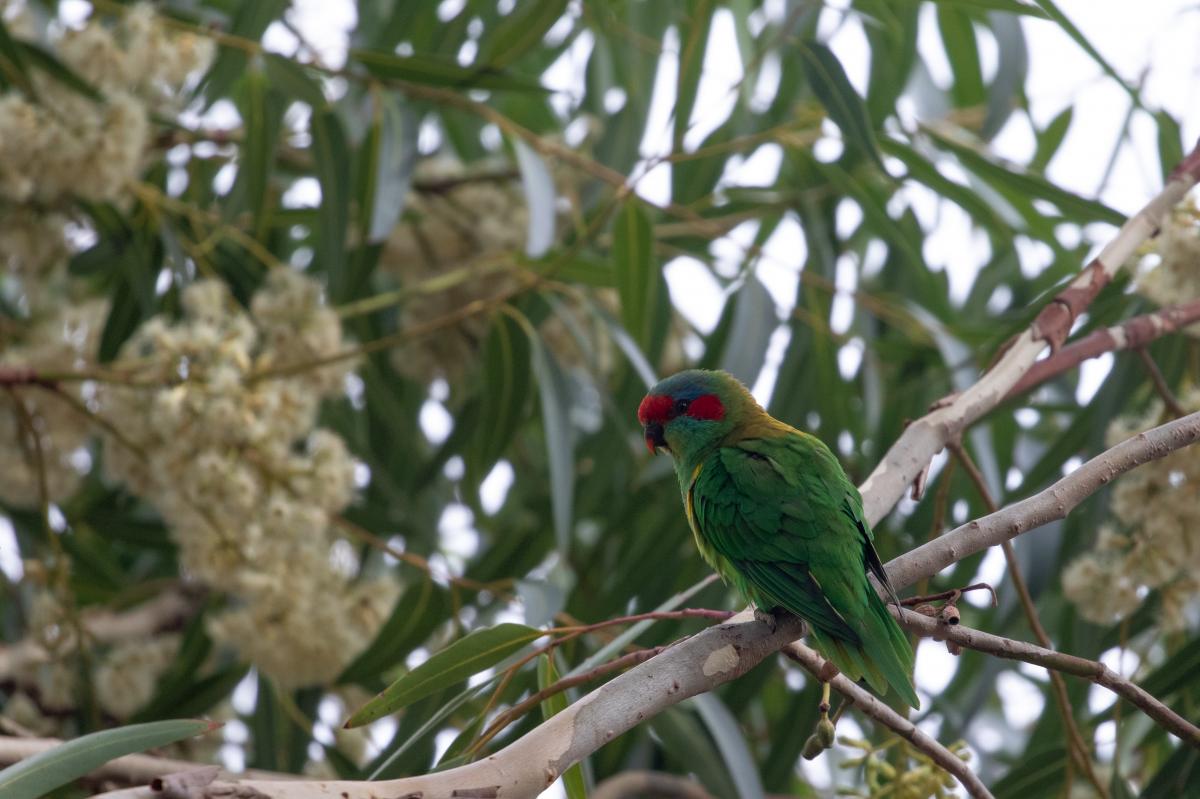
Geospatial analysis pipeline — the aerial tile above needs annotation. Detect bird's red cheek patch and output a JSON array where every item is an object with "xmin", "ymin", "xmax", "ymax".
[
  {"xmin": 688, "ymin": 393, "xmax": 725, "ymax": 420},
  {"xmin": 638, "ymin": 394, "xmax": 673, "ymax": 424}
]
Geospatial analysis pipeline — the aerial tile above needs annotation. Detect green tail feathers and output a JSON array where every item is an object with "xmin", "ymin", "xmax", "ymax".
[{"xmin": 809, "ymin": 596, "xmax": 920, "ymax": 709}]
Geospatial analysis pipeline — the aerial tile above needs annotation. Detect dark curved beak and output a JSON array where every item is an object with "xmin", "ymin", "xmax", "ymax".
[{"xmin": 643, "ymin": 422, "xmax": 667, "ymax": 454}]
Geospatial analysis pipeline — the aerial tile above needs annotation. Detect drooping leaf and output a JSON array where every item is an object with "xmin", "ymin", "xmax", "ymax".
[
  {"xmin": 19, "ymin": 41, "xmax": 100, "ymax": 100},
  {"xmin": 198, "ymin": 0, "xmax": 289, "ymax": 104},
  {"xmin": 673, "ymin": 0, "xmax": 716, "ymax": 149},
  {"xmin": 514, "ymin": 139, "xmax": 557, "ymax": 257},
  {"xmin": 263, "ymin": 53, "xmax": 326, "ymax": 108},
  {"xmin": 474, "ymin": 311, "xmax": 533, "ymax": 472},
  {"xmin": 0, "ymin": 16, "xmax": 35, "ymax": 97},
  {"xmin": 538, "ymin": 653, "xmax": 587, "ymax": 799},
  {"xmin": 311, "ymin": 106, "xmax": 351, "ymax": 299},
  {"xmin": 344, "ymin": 623, "xmax": 542, "ymax": 727},
  {"xmin": 691, "ymin": 693, "xmax": 766, "ymax": 799},
  {"xmin": 528, "ymin": 328, "xmax": 576, "ymax": 555},
  {"xmin": 351, "ymin": 48, "xmax": 546, "ymax": 91},
  {"xmin": 362, "ymin": 92, "xmax": 418, "ymax": 244},
  {"xmin": 0, "ymin": 720, "xmax": 216, "ymax": 799},
  {"xmin": 798, "ymin": 40, "xmax": 884, "ymax": 169},
  {"xmin": 613, "ymin": 200, "xmax": 670, "ymax": 364},
  {"xmin": 476, "ymin": 0, "xmax": 570, "ymax": 70}
]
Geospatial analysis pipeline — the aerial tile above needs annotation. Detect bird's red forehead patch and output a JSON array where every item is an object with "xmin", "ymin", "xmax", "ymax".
[
  {"xmin": 638, "ymin": 394, "xmax": 673, "ymax": 424},
  {"xmin": 688, "ymin": 393, "xmax": 725, "ymax": 420}
]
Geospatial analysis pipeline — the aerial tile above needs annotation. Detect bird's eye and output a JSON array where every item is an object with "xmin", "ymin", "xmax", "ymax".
[{"xmin": 673, "ymin": 398, "xmax": 690, "ymax": 415}]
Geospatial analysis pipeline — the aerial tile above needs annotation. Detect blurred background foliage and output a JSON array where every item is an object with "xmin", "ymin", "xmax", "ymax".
[{"xmin": 0, "ymin": 0, "xmax": 1198, "ymax": 797}]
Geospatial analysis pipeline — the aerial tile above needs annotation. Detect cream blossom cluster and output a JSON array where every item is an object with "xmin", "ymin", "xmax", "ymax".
[
  {"xmin": 0, "ymin": 4, "xmax": 212, "ymax": 206},
  {"xmin": 0, "ymin": 299, "xmax": 108, "ymax": 507},
  {"xmin": 382, "ymin": 160, "xmax": 531, "ymax": 382},
  {"xmin": 1136, "ymin": 198, "xmax": 1200, "ymax": 323},
  {"xmin": 1062, "ymin": 389, "xmax": 1200, "ymax": 630},
  {"xmin": 1, "ymin": 586, "xmax": 182, "ymax": 725},
  {"xmin": 99, "ymin": 272, "xmax": 396, "ymax": 686},
  {"xmin": 0, "ymin": 3, "xmax": 212, "ymax": 298},
  {"xmin": 93, "ymin": 634, "xmax": 182, "ymax": 719},
  {"xmin": 837, "ymin": 736, "xmax": 971, "ymax": 799}
]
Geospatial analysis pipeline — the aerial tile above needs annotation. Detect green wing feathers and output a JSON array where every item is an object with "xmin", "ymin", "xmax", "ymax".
[{"xmin": 690, "ymin": 431, "xmax": 919, "ymax": 708}]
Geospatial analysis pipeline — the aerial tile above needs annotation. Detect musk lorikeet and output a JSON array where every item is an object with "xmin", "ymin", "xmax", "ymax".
[{"xmin": 638, "ymin": 369, "xmax": 919, "ymax": 708}]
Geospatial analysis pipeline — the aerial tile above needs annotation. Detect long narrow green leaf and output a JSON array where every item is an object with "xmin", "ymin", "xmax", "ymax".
[
  {"xmin": 227, "ymin": 69, "xmax": 282, "ymax": 225},
  {"xmin": 311, "ymin": 107, "xmax": 351, "ymax": 299},
  {"xmin": 528, "ymin": 329, "xmax": 576, "ymax": 555},
  {"xmin": 936, "ymin": 6, "xmax": 984, "ymax": 110},
  {"xmin": 798, "ymin": 40, "xmax": 883, "ymax": 169},
  {"xmin": 0, "ymin": 720, "xmax": 216, "ymax": 799},
  {"xmin": 613, "ymin": 200, "xmax": 669, "ymax": 363},
  {"xmin": 923, "ymin": 126, "xmax": 1124, "ymax": 225},
  {"xmin": 539, "ymin": 654, "xmax": 587, "ymax": 799},
  {"xmin": 474, "ymin": 312, "xmax": 533, "ymax": 471},
  {"xmin": 514, "ymin": 139, "xmax": 557, "ymax": 256},
  {"xmin": 263, "ymin": 53, "xmax": 326, "ymax": 107},
  {"xmin": 928, "ymin": 0, "xmax": 1050, "ymax": 16},
  {"xmin": 477, "ymin": 0, "xmax": 569, "ymax": 70},
  {"xmin": 351, "ymin": 48, "xmax": 545, "ymax": 91},
  {"xmin": 673, "ymin": 0, "xmax": 715, "ymax": 148},
  {"xmin": 19, "ymin": 41, "xmax": 100, "ymax": 100},
  {"xmin": 0, "ymin": 16, "xmax": 35, "ymax": 97},
  {"xmin": 692, "ymin": 693, "xmax": 766, "ymax": 799},
  {"xmin": 199, "ymin": 0, "xmax": 288, "ymax": 104},
  {"xmin": 363, "ymin": 92, "xmax": 418, "ymax": 244},
  {"xmin": 344, "ymin": 623, "xmax": 542, "ymax": 727}
]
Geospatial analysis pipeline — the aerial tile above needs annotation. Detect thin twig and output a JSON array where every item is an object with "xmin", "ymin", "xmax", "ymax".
[
  {"xmin": 899, "ymin": 612, "xmax": 1200, "ymax": 750},
  {"xmin": 948, "ymin": 441, "xmax": 1107, "ymax": 799},
  {"xmin": 1134, "ymin": 347, "xmax": 1188, "ymax": 418},
  {"xmin": 466, "ymin": 645, "xmax": 668, "ymax": 756}
]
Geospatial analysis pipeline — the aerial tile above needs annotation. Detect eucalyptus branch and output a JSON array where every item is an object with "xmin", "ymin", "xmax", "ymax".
[
  {"xmin": 92, "ymin": 612, "xmax": 807, "ymax": 799},
  {"xmin": 1006, "ymin": 298, "xmax": 1200, "ymax": 399},
  {"xmin": 885, "ymin": 409, "xmax": 1200, "ymax": 591},
  {"xmin": 859, "ymin": 137, "xmax": 1200, "ymax": 526},
  {"xmin": 898, "ymin": 612, "xmax": 1200, "ymax": 749},
  {"xmin": 780, "ymin": 640, "xmax": 994, "ymax": 799}
]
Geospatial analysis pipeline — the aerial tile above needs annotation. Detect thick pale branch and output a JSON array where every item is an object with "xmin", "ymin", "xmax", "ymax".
[
  {"xmin": 898, "ymin": 612, "xmax": 1200, "ymax": 750},
  {"xmin": 859, "ymin": 138, "xmax": 1200, "ymax": 526},
  {"xmin": 94, "ymin": 612, "xmax": 806, "ymax": 799},
  {"xmin": 885, "ymin": 409, "xmax": 1200, "ymax": 591},
  {"xmin": 780, "ymin": 641, "xmax": 994, "ymax": 799}
]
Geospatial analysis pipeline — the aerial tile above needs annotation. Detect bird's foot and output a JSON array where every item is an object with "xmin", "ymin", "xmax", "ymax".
[{"xmin": 753, "ymin": 606, "xmax": 782, "ymax": 633}]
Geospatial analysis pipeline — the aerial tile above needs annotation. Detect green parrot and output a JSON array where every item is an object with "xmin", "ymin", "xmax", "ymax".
[{"xmin": 638, "ymin": 369, "xmax": 919, "ymax": 708}]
